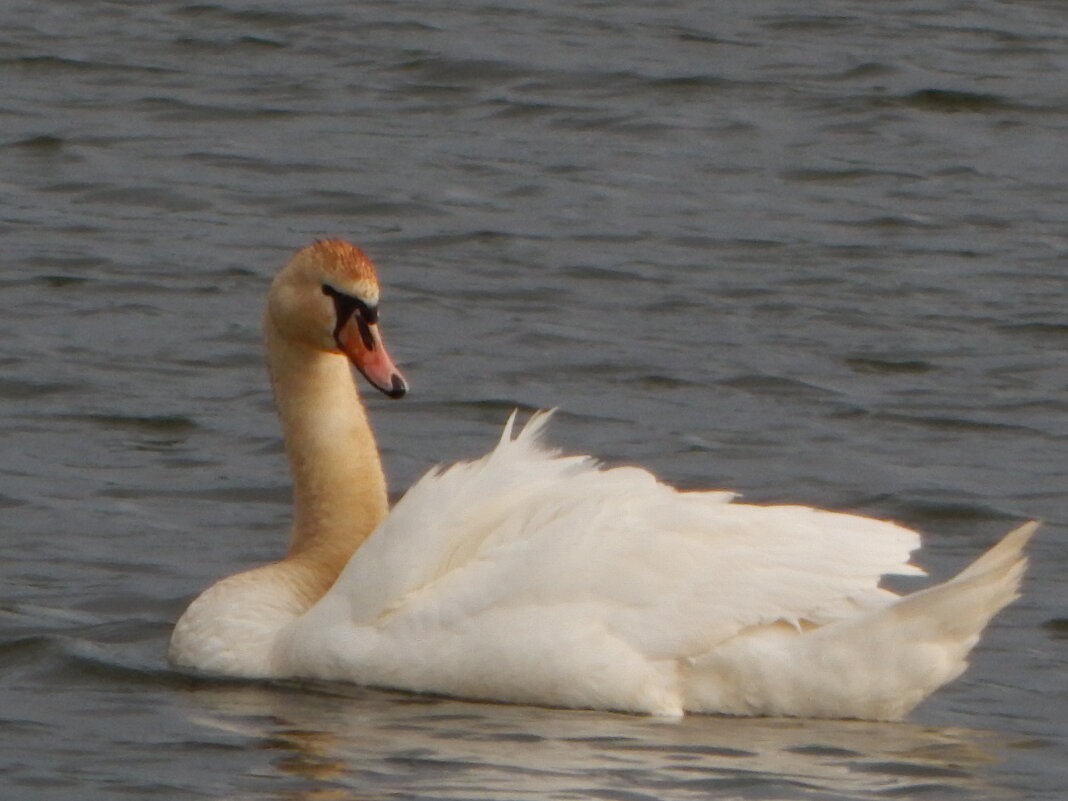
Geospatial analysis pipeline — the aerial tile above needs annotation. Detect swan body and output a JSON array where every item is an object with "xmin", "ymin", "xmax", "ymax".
[{"xmin": 170, "ymin": 240, "xmax": 1033, "ymax": 720}]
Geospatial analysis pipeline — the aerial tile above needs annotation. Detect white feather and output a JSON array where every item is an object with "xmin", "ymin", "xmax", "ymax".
[{"xmin": 269, "ymin": 415, "xmax": 1032, "ymax": 719}]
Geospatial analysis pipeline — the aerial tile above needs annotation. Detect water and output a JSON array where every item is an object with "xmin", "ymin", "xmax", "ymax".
[{"xmin": 2, "ymin": 0, "xmax": 1066, "ymax": 798}]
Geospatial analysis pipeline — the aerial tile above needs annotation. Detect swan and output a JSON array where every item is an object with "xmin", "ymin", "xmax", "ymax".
[{"xmin": 170, "ymin": 239, "xmax": 1034, "ymax": 720}]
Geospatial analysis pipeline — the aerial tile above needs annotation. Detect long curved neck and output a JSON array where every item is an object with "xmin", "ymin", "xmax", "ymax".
[{"xmin": 265, "ymin": 316, "xmax": 389, "ymax": 598}]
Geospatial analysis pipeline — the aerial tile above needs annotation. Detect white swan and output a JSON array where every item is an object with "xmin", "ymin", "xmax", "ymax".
[{"xmin": 170, "ymin": 239, "xmax": 1034, "ymax": 720}]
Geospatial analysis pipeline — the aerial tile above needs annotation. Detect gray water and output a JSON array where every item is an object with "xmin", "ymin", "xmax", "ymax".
[{"xmin": 2, "ymin": 1, "xmax": 1066, "ymax": 798}]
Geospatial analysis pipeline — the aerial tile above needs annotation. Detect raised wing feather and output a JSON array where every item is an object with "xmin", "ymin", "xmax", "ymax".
[{"xmin": 322, "ymin": 413, "xmax": 922, "ymax": 662}]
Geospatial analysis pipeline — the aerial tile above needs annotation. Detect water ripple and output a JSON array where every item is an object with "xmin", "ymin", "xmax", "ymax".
[{"xmin": 2, "ymin": 0, "xmax": 1065, "ymax": 798}]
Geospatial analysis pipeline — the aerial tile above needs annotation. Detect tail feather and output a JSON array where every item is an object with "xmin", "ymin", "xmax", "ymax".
[
  {"xmin": 886, "ymin": 520, "xmax": 1035, "ymax": 638},
  {"xmin": 684, "ymin": 522, "xmax": 1036, "ymax": 720},
  {"xmin": 951, "ymin": 520, "xmax": 1037, "ymax": 583}
]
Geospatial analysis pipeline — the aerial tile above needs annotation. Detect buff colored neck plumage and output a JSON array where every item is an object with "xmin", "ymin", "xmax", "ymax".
[{"xmin": 264, "ymin": 312, "xmax": 388, "ymax": 605}]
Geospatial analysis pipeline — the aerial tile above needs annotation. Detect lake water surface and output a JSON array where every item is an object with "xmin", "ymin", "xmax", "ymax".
[{"xmin": 2, "ymin": 1, "xmax": 1066, "ymax": 798}]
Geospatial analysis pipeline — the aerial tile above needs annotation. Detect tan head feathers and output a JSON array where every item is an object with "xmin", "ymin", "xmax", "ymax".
[{"xmin": 298, "ymin": 239, "xmax": 380, "ymax": 303}]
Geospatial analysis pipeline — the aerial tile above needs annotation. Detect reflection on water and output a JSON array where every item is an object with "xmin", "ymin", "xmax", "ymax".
[{"xmin": 180, "ymin": 680, "xmax": 1009, "ymax": 801}]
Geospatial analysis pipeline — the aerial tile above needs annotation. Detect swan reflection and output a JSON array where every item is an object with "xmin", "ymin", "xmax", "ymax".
[{"xmin": 178, "ymin": 681, "xmax": 1005, "ymax": 800}]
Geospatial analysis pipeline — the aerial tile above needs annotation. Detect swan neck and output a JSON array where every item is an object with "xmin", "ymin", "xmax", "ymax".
[{"xmin": 265, "ymin": 318, "xmax": 389, "ymax": 587}]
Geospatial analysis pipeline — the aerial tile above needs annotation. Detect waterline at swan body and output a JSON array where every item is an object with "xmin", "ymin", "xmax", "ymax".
[{"xmin": 169, "ymin": 239, "xmax": 1034, "ymax": 720}]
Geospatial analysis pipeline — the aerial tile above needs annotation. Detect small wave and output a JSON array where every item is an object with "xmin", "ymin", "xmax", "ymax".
[
  {"xmin": 0, "ymin": 378, "xmax": 79, "ymax": 400},
  {"xmin": 845, "ymin": 357, "xmax": 936, "ymax": 375},
  {"xmin": 874, "ymin": 411, "xmax": 1043, "ymax": 435},
  {"xmin": 170, "ymin": 5, "xmax": 341, "ymax": 29},
  {"xmin": 8, "ymin": 54, "xmax": 173, "ymax": 75},
  {"xmin": 96, "ymin": 485, "xmax": 290, "ymax": 504},
  {"xmin": 717, "ymin": 374, "xmax": 839, "ymax": 399},
  {"xmin": 900, "ymin": 88, "xmax": 1011, "ymax": 113},
  {"xmin": 74, "ymin": 186, "xmax": 212, "ymax": 214},
  {"xmin": 4, "ymin": 134, "xmax": 66, "ymax": 151},
  {"xmin": 997, "ymin": 322, "xmax": 1068, "ymax": 340},
  {"xmin": 56, "ymin": 413, "xmax": 200, "ymax": 434}
]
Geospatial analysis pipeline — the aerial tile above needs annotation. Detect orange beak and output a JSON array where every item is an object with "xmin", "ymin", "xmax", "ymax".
[{"xmin": 335, "ymin": 313, "xmax": 408, "ymax": 399}]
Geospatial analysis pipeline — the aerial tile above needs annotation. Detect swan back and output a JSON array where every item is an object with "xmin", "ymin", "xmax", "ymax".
[{"xmin": 275, "ymin": 413, "xmax": 930, "ymax": 715}]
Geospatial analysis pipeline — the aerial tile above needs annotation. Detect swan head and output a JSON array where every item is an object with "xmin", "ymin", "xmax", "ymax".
[{"xmin": 269, "ymin": 239, "xmax": 408, "ymax": 398}]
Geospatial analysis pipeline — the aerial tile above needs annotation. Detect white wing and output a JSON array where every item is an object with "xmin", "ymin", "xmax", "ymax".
[{"xmin": 288, "ymin": 413, "xmax": 922, "ymax": 666}]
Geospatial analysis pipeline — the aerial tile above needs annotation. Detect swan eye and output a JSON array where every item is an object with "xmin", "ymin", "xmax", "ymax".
[
  {"xmin": 322, "ymin": 284, "xmax": 378, "ymax": 322},
  {"xmin": 322, "ymin": 284, "xmax": 378, "ymax": 349}
]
